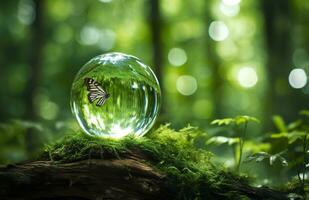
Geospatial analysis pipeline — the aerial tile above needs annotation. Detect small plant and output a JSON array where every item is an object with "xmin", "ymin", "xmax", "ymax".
[
  {"xmin": 270, "ymin": 113, "xmax": 308, "ymax": 197},
  {"xmin": 210, "ymin": 115, "xmax": 260, "ymax": 172},
  {"xmin": 245, "ymin": 151, "xmax": 288, "ymax": 167}
]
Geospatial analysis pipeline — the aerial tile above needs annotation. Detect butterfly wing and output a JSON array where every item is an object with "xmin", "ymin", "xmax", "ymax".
[
  {"xmin": 96, "ymin": 97, "xmax": 107, "ymax": 106},
  {"xmin": 84, "ymin": 78, "xmax": 109, "ymax": 106}
]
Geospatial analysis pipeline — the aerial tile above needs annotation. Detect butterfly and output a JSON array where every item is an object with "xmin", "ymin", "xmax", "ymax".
[{"xmin": 84, "ymin": 78, "xmax": 110, "ymax": 107}]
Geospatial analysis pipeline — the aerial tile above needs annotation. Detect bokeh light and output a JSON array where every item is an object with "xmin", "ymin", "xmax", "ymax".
[
  {"xmin": 80, "ymin": 26, "xmax": 101, "ymax": 45},
  {"xmin": 288, "ymin": 68, "xmax": 307, "ymax": 89},
  {"xmin": 168, "ymin": 48, "xmax": 187, "ymax": 67},
  {"xmin": 237, "ymin": 67, "xmax": 258, "ymax": 88},
  {"xmin": 209, "ymin": 21, "xmax": 229, "ymax": 41},
  {"xmin": 219, "ymin": 2, "xmax": 240, "ymax": 17},
  {"xmin": 176, "ymin": 75, "xmax": 198, "ymax": 96},
  {"xmin": 222, "ymin": 0, "xmax": 241, "ymax": 6},
  {"xmin": 98, "ymin": 29, "xmax": 116, "ymax": 51},
  {"xmin": 35, "ymin": 94, "xmax": 59, "ymax": 120},
  {"xmin": 17, "ymin": 0, "xmax": 35, "ymax": 25},
  {"xmin": 99, "ymin": 0, "xmax": 113, "ymax": 3}
]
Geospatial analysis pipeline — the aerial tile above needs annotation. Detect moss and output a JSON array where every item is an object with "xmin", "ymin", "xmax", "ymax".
[
  {"xmin": 40, "ymin": 124, "xmax": 250, "ymax": 200},
  {"xmin": 282, "ymin": 177, "xmax": 309, "ymax": 198}
]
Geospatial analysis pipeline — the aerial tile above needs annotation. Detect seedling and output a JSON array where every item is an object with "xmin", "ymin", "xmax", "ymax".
[
  {"xmin": 210, "ymin": 115, "xmax": 259, "ymax": 172},
  {"xmin": 270, "ymin": 113, "xmax": 308, "ymax": 196}
]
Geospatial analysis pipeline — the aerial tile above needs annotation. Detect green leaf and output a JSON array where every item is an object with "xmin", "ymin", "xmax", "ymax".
[
  {"xmin": 287, "ymin": 131, "xmax": 307, "ymax": 144},
  {"xmin": 287, "ymin": 120, "xmax": 302, "ymax": 131},
  {"xmin": 245, "ymin": 151, "xmax": 288, "ymax": 167},
  {"xmin": 272, "ymin": 115, "xmax": 287, "ymax": 132},
  {"xmin": 243, "ymin": 141, "xmax": 271, "ymax": 152},
  {"xmin": 300, "ymin": 110, "xmax": 309, "ymax": 116},
  {"xmin": 270, "ymin": 132, "xmax": 289, "ymax": 139},
  {"xmin": 12, "ymin": 119, "xmax": 44, "ymax": 132},
  {"xmin": 211, "ymin": 115, "xmax": 259, "ymax": 126},
  {"xmin": 235, "ymin": 115, "xmax": 260, "ymax": 125},
  {"xmin": 271, "ymin": 131, "xmax": 307, "ymax": 144},
  {"xmin": 287, "ymin": 193, "xmax": 303, "ymax": 200},
  {"xmin": 211, "ymin": 118, "xmax": 235, "ymax": 126},
  {"xmin": 245, "ymin": 152, "xmax": 270, "ymax": 163},
  {"xmin": 206, "ymin": 136, "xmax": 239, "ymax": 146},
  {"xmin": 269, "ymin": 152, "xmax": 288, "ymax": 166}
]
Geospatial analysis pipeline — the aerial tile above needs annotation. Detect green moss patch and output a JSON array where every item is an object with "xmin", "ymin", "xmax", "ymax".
[{"xmin": 40, "ymin": 125, "xmax": 255, "ymax": 199}]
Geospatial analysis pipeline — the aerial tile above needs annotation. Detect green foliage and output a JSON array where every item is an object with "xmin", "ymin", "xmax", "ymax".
[
  {"xmin": 271, "ymin": 131, "xmax": 307, "ymax": 144},
  {"xmin": 268, "ymin": 113, "xmax": 309, "ymax": 197},
  {"xmin": 300, "ymin": 110, "xmax": 309, "ymax": 117},
  {"xmin": 211, "ymin": 118, "xmax": 235, "ymax": 126},
  {"xmin": 211, "ymin": 115, "xmax": 260, "ymax": 126},
  {"xmin": 245, "ymin": 151, "xmax": 288, "ymax": 167},
  {"xmin": 272, "ymin": 115, "xmax": 287, "ymax": 132},
  {"xmin": 0, "ymin": 119, "xmax": 52, "ymax": 163},
  {"xmin": 210, "ymin": 115, "xmax": 259, "ymax": 172},
  {"xmin": 41, "ymin": 124, "xmax": 250, "ymax": 200},
  {"xmin": 206, "ymin": 136, "xmax": 239, "ymax": 146}
]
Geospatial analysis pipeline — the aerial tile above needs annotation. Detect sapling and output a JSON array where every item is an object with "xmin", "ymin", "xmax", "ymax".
[
  {"xmin": 210, "ymin": 115, "xmax": 259, "ymax": 172},
  {"xmin": 270, "ymin": 113, "xmax": 309, "ymax": 196}
]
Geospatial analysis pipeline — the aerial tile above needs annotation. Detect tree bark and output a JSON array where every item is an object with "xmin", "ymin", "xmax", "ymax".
[
  {"xmin": 0, "ymin": 154, "xmax": 289, "ymax": 200},
  {"xmin": 0, "ymin": 158, "xmax": 170, "ymax": 200}
]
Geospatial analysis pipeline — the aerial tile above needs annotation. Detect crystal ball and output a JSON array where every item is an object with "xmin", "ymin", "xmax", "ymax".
[{"xmin": 70, "ymin": 52, "xmax": 161, "ymax": 138}]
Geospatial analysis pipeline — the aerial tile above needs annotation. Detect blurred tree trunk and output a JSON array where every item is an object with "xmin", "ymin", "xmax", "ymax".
[
  {"xmin": 149, "ymin": 0, "xmax": 162, "ymax": 82},
  {"xmin": 261, "ymin": 0, "xmax": 300, "ymax": 125},
  {"xmin": 204, "ymin": 1, "xmax": 223, "ymax": 117},
  {"xmin": 148, "ymin": 0, "xmax": 164, "ymax": 114},
  {"xmin": 24, "ymin": 0, "xmax": 45, "ymax": 152}
]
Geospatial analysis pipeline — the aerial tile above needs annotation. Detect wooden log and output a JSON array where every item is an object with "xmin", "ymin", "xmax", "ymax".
[
  {"xmin": 0, "ymin": 151, "xmax": 289, "ymax": 200},
  {"xmin": 0, "ymin": 158, "xmax": 170, "ymax": 200}
]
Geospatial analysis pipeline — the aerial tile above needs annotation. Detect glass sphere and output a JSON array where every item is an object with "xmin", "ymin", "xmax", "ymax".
[{"xmin": 70, "ymin": 52, "xmax": 161, "ymax": 138}]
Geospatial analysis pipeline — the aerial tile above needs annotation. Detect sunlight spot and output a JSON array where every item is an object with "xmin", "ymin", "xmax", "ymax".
[
  {"xmin": 222, "ymin": 0, "xmax": 241, "ymax": 6},
  {"xmin": 209, "ymin": 21, "xmax": 229, "ymax": 42},
  {"xmin": 224, "ymin": 158, "xmax": 235, "ymax": 168},
  {"xmin": 237, "ymin": 67, "xmax": 258, "ymax": 88},
  {"xmin": 131, "ymin": 81, "xmax": 139, "ymax": 89},
  {"xmin": 288, "ymin": 68, "xmax": 307, "ymax": 89},
  {"xmin": 36, "ymin": 94, "xmax": 59, "ymax": 120},
  {"xmin": 98, "ymin": 29, "xmax": 116, "ymax": 51},
  {"xmin": 168, "ymin": 48, "xmax": 187, "ymax": 67},
  {"xmin": 110, "ymin": 124, "xmax": 133, "ymax": 139},
  {"xmin": 176, "ymin": 75, "xmax": 197, "ymax": 96},
  {"xmin": 262, "ymin": 179, "xmax": 270, "ymax": 185},
  {"xmin": 18, "ymin": 0, "xmax": 35, "ymax": 25},
  {"xmin": 80, "ymin": 26, "xmax": 101, "ymax": 45},
  {"xmin": 98, "ymin": 0, "xmax": 113, "ymax": 3},
  {"xmin": 219, "ymin": 2, "xmax": 240, "ymax": 17},
  {"xmin": 161, "ymin": 0, "xmax": 181, "ymax": 16}
]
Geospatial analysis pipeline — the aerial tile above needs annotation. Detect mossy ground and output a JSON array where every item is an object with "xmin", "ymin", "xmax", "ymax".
[{"xmin": 40, "ymin": 125, "xmax": 255, "ymax": 200}]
